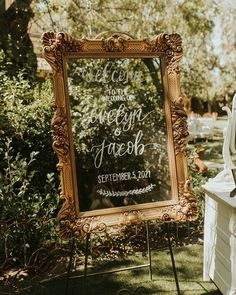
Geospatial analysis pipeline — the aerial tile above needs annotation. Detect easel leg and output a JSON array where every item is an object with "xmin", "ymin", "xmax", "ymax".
[
  {"xmin": 82, "ymin": 233, "xmax": 91, "ymax": 294},
  {"xmin": 165, "ymin": 223, "xmax": 181, "ymax": 295},
  {"xmin": 146, "ymin": 221, "xmax": 153, "ymax": 280},
  {"xmin": 65, "ymin": 238, "xmax": 75, "ymax": 295},
  {"xmin": 84, "ymin": 233, "xmax": 91, "ymax": 277}
]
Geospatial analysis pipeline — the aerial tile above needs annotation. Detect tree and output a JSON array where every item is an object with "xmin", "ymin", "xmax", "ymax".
[
  {"xmin": 66, "ymin": 0, "xmax": 218, "ymax": 111},
  {"xmin": 0, "ymin": 0, "xmax": 37, "ymax": 79},
  {"xmin": 31, "ymin": 0, "xmax": 236, "ymax": 111},
  {"xmin": 212, "ymin": 0, "xmax": 236, "ymax": 106}
]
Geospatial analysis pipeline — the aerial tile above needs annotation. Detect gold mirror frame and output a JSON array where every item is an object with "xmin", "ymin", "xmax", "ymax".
[{"xmin": 42, "ymin": 32, "xmax": 197, "ymax": 240}]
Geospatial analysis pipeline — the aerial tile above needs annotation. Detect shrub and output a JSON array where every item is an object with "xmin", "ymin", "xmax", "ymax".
[{"xmin": 0, "ymin": 70, "xmax": 61, "ymax": 269}]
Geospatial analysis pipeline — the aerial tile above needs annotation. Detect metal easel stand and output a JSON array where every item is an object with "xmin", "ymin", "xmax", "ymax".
[
  {"xmin": 65, "ymin": 222, "xmax": 180, "ymax": 295},
  {"xmin": 165, "ymin": 223, "xmax": 181, "ymax": 295}
]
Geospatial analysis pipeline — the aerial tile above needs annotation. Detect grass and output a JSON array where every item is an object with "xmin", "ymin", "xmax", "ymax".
[{"xmin": 23, "ymin": 244, "xmax": 221, "ymax": 295}]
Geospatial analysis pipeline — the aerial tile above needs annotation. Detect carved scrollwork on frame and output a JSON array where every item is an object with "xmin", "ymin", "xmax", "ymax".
[
  {"xmin": 144, "ymin": 33, "xmax": 183, "ymax": 74},
  {"xmin": 164, "ymin": 34, "xmax": 183, "ymax": 74},
  {"xmin": 42, "ymin": 32, "xmax": 63, "ymax": 74},
  {"xmin": 143, "ymin": 33, "xmax": 166, "ymax": 52},
  {"xmin": 59, "ymin": 212, "xmax": 107, "ymax": 239},
  {"xmin": 42, "ymin": 32, "xmax": 183, "ymax": 75},
  {"xmin": 50, "ymin": 90, "xmax": 74, "ymax": 240},
  {"xmin": 58, "ymin": 195, "xmax": 76, "ymax": 240},
  {"xmin": 42, "ymin": 32, "xmax": 84, "ymax": 74},
  {"xmin": 102, "ymin": 34, "xmax": 128, "ymax": 52},
  {"xmin": 171, "ymin": 98, "xmax": 189, "ymax": 156},
  {"xmin": 119, "ymin": 210, "xmax": 144, "ymax": 226},
  {"xmin": 76, "ymin": 217, "xmax": 107, "ymax": 235},
  {"xmin": 161, "ymin": 180, "xmax": 197, "ymax": 222},
  {"xmin": 51, "ymin": 107, "xmax": 70, "ymax": 163}
]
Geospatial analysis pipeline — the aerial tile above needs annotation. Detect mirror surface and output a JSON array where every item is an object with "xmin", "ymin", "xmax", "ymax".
[{"xmin": 67, "ymin": 58, "xmax": 172, "ymax": 212}]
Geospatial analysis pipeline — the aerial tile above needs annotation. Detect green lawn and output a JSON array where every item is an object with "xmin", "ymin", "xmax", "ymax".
[{"xmin": 24, "ymin": 244, "xmax": 221, "ymax": 295}]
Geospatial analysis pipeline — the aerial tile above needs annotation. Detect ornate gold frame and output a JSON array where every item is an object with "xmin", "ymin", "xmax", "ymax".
[{"xmin": 42, "ymin": 32, "xmax": 197, "ymax": 240}]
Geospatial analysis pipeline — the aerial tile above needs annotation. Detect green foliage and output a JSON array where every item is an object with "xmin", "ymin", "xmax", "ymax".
[
  {"xmin": 0, "ymin": 139, "xmax": 60, "ymax": 267},
  {"xmin": 0, "ymin": 67, "xmax": 58, "ymax": 189},
  {"xmin": 0, "ymin": 69, "xmax": 60, "ymax": 268}
]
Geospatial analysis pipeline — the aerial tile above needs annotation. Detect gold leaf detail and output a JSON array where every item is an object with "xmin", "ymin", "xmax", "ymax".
[
  {"xmin": 51, "ymin": 107, "xmax": 70, "ymax": 163},
  {"xmin": 144, "ymin": 33, "xmax": 183, "ymax": 74},
  {"xmin": 171, "ymin": 98, "xmax": 189, "ymax": 155},
  {"xmin": 102, "ymin": 34, "xmax": 128, "ymax": 52},
  {"xmin": 161, "ymin": 180, "xmax": 197, "ymax": 221},
  {"xmin": 120, "ymin": 210, "xmax": 143, "ymax": 225},
  {"xmin": 42, "ymin": 32, "xmax": 84, "ymax": 74}
]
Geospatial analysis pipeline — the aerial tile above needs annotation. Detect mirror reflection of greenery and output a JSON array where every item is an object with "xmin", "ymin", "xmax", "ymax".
[{"xmin": 67, "ymin": 58, "xmax": 171, "ymax": 211}]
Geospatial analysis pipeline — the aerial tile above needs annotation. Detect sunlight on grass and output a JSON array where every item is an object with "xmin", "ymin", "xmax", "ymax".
[{"xmin": 27, "ymin": 244, "xmax": 221, "ymax": 295}]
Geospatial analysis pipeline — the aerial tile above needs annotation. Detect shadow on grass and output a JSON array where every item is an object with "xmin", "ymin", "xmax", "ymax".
[
  {"xmin": 25, "ymin": 274, "xmax": 154, "ymax": 295},
  {"xmin": 19, "ymin": 245, "xmax": 220, "ymax": 295}
]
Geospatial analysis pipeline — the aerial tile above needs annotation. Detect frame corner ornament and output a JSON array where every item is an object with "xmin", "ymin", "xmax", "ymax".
[
  {"xmin": 161, "ymin": 180, "xmax": 197, "ymax": 222},
  {"xmin": 42, "ymin": 32, "xmax": 84, "ymax": 74},
  {"xmin": 164, "ymin": 33, "xmax": 183, "ymax": 74},
  {"xmin": 42, "ymin": 31, "xmax": 62, "ymax": 74},
  {"xmin": 144, "ymin": 33, "xmax": 183, "ymax": 74}
]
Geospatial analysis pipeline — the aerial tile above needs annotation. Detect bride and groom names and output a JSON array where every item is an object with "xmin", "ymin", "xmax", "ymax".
[{"xmin": 89, "ymin": 102, "xmax": 159, "ymax": 169}]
